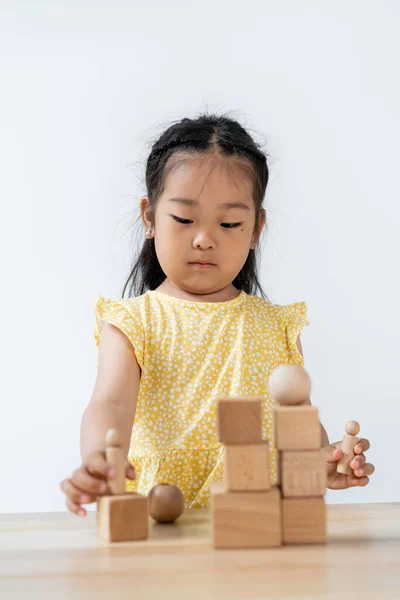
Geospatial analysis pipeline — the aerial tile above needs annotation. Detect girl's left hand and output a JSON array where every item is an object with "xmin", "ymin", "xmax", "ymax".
[{"xmin": 321, "ymin": 438, "xmax": 375, "ymax": 490}]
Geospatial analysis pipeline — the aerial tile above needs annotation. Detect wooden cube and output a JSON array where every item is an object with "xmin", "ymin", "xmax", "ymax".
[
  {"xmin": 224, "ymin": 442, "xmax": 270, "ymax": 491},
  {"xmin": 217, "ymin": 395, "xmax": 262, "ymax": 444},
  {"xmin": 282, "ymin": 497, "xmax": 326, "ymax": 544},
  {"xmin": 211, "ymin": 483, "xmax": 281, "ymax": 548},
  {"xmin": 97, "ymin": 492, "xmax": 148, "ymax": 542},
  {"xmin": 281, "ymin": 451, "xmax": 326, "ymax": 497},
  {"xmin": 274, "ymin": 406, "xmax": 320, "ymax": 450}
]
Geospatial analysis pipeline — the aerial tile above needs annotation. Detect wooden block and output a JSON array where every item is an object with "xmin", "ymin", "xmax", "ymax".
[
  {"xmin": 211, "ymin": 483, "xmax": 281, "ymax": 548},
  {"xmin": 282, "ymin": 497, "xmax": 326, "ymax": 544},
  {"xmin": 216, "ymin": 395, "xmax": 262, "ymax": 444},
  {"xmin": 280, "ymin": 451, "xmax": 326, "ymax": 497},
  {"xmin": 224, "ymin": 442, "xmax": 270, "ymax": 491},
  {"xmin": 97, "ymin": 492, "xmax": 148, "ymax": 542},
  {"xmin": 274, "ymin": 406, "xmax": 321, "ymax": 450}
]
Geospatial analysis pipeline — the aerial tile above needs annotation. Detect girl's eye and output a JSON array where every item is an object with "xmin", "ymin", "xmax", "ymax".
[
  {"xmin": 172, "ymin": 216, "xmax": 242, "ymax": 228},
  {"xmin": 221, "ymin": 222, "xmax": 242, "ymax": 229},
  {"xmin": 172, "ymin": 216, "xmax": 192, "ymax": 224}
]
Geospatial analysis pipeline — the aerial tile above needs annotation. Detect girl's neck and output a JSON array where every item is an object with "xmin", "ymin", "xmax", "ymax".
[{"xmin": 154, "ymin": 280, "xmax": 241, "ymax": 303}]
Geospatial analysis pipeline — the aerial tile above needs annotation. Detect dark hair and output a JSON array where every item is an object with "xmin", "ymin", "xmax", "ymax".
[{"xmin": 122, "ymin": 111, "xmax": 271, "ymax": 302}]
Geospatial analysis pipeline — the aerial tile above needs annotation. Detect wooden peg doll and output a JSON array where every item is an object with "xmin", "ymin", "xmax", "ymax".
[
  {"xmin": 337, "ymin": 421, "xmax": 360, "ymax": 475},
  {"xmin": 105, "ymin": 428, "xmax": 126, "ymax": 495}
]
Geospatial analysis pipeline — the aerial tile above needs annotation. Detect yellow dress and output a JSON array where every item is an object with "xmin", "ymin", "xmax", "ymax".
[{"xmin": 94, "ymin": 289, "xmax": 309, "ymax": 507}]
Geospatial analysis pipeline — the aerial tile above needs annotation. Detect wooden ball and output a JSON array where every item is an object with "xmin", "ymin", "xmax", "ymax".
[
  {"xmin": 148, "ymin": 483, "xmax": 185, "ymax": 523},
  {"xmin": 268, "ymin": 364, "xmax": 311, "ymax": 405},
  {"xmin": 105, "ymin": 428, "xmax": 120, "ymax": 447},
  {"xmin": 345, "ymin": 420, "xmax": 360, "ymax": 436}
]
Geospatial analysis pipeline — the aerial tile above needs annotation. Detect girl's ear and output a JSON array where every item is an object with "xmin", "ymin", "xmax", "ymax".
[
  {"xmin": 258, "ymin": 208, "xmax": 266, "ymax": 233},
  {"xmin": 252, "ymin": 208, "xmax": 266, "ymax": 247},
  {"xmin": 140, "ymin": 196, "xmax": 153, "ymax": 231}
]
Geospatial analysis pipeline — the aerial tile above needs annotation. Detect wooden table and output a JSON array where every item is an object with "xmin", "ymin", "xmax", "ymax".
[{"xmin": 1, "ymin": 503, "xmax": 399, "ymax": 598}]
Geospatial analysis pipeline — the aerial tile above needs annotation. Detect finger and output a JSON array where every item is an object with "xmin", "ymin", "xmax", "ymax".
[
  {"xmin": 85, "ymin": 452, "xmax": 113, "ymax": 479},
  {"xmin": 60, "ymin": 478, "xmax": 96, "ymax": 505},
  {"xmin": 71, "ymin": 466, "xmax": 109, "ymax": 495},
  {"xmin": 331, "ymin": 448, "xmax": 343, "ymax": 462},
  {"xmin": 323, "ymin": 444, "xmax": 344, "ymax": 463},
  {"xmin": 125, "ymin": 462, "xmax": 136, "ymax": 480},
  {"xmin": 354, "ymin": 438, "xmax": 370, "ymax": 454},
  {"xmin": 350, "ymin": 454, "xmax": 366, "ymax": 469},
  {"xmin": 66, "ymin": 496, "xmax": 87, "ymax": 517},
  {"xmin": 347, "ymin": 475, "xmax": 370, "ymax": 487},
  {"xmin": 354, "ymin": 463, "xmax": 375, "ymax": 478}
]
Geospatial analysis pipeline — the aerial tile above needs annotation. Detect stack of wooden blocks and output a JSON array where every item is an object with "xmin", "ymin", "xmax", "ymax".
[
  {"xmin": 211, "ymin": 395, "xmax": 281, "ymax": 548},
  {"xmin": 276, "ymin": 394, "xmax": 327, "ymax": 544},
  {"xmin": 211, "ymin": 365, "xmax": 327, "ymax": 548}
]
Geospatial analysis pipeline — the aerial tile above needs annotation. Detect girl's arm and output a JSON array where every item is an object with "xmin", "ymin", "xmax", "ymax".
[
  {"xmin": 296, "ymin": 335, "xmax": 329, "ymax": 447},
  {"xmin": 80, "ymin": 322, "xmax": 141, "ymax": 461},
  {"xmin": 295, "ymin": 336, "xmax": 375, "ymax": 488}
]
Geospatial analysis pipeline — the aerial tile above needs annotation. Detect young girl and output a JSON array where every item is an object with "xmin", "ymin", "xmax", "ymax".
[{"xmin": 60, "ymin": 113, "xmax": 374, "ymax": 517}]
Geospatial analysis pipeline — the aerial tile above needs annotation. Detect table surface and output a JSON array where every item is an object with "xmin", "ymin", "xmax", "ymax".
[{"xmin": 1, "ymin": 503, "xmax": 399, "ymax": 599}]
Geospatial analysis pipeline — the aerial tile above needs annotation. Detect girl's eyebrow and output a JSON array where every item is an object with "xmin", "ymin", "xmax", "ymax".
[{"xmin": 167, "ymin": 197, "xmax": 251, "ymax": 211}]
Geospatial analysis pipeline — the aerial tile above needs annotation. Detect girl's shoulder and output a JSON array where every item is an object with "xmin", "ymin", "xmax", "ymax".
[
  {"xmin": 93, "ymin": 293, "xmax": 148, "ymax": 368},
  {"xmin": 246, "ymin": 293, "xmax": 309, "ymax": 324},
  {"xmin": 94, "ymin": 292, "xmax": 146, "ymax": 313},
  {"xmin": 248, "ymin": 295, "xmax": 310, "ymax": 362},
  {"xmin": 269, "ymin": 299, "xmax": 309, "ymax": 324}
]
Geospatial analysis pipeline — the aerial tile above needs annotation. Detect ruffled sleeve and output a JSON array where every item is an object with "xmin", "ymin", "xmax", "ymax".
[
  {"xmin": 276, "ymin": 301, "xmax": 310, "ymax": 365},
  {"xmin": 94, "ymin": 295, "xmax": 144, "ymax": 370}
]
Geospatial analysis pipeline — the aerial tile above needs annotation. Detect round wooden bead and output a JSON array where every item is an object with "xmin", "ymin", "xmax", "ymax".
[
  {"xmin": 148, "ymin": 483, "xmax": 185, "ymax": 523},
  {"xmin": 268, "ymin": 364, "xmax": 311, "ymax": 405},
  {"xmin": 345, "ymin": 420, "xmax": 360, "ymax": 436}
]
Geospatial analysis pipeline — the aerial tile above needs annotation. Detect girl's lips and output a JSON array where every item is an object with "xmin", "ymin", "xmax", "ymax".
[{"xmin": 190, "ymin": 262, "xmax": 215, "ymax": 268}]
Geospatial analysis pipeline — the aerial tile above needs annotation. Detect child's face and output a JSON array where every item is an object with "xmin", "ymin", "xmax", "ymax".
[{"xmin": 144, "ymin": 154, "xmax": 265, "ymax": 296}]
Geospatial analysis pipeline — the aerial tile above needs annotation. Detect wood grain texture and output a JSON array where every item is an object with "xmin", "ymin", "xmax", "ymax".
[
  {"xmin": 224, "ymin": 442, "xmax": 270, "ymax": 491},
  {"xmin": 211, "ymin": 483, "xmax": 281, "ymax": 548},
  {"xmin": 1, "ymin": 504, "xmax": 400, "ymax": 599},
  {"xmin": 216, "ymin": 395, "xmax": 262, "ymax": 444},
  {"xmin": 274, "ymin": 406, "xmax": 321, "ymax": 450},
  {"xmin": 97, "ymin": 492, "xmax": 148, "ymax": 542},
  {"xmin": 281, "ymin": 450, "xmax": 326, "ymax": 497},
  {"xmin": 282, "ymin": 497, "xmax": 326, "ymax": 544}
]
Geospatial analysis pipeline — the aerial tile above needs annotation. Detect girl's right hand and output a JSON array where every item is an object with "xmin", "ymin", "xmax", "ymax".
[{"xmin": 60, "ymin": 451, "xmax": 136, "ymax": 517}]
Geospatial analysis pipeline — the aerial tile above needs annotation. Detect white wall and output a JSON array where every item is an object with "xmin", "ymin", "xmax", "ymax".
[{"xmin": 1, "ymin": 1, "xmax": 399, "ymax": 513}]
